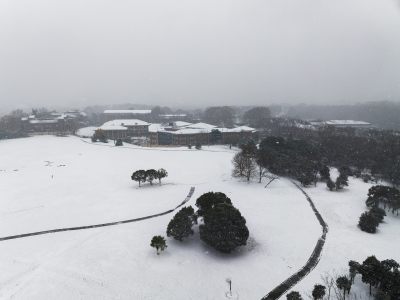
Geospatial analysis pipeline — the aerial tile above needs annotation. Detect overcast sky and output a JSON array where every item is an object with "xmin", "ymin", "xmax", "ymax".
[{"xmin": 1, "ymin": 0, "xmax": 400, "ymax": 110}]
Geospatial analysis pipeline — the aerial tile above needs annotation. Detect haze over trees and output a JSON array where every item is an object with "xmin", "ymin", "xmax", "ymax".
[
  {"xmin": 242, "ymin": 106, "xmax": 271, "ymax": 128},
  {"xmin": 203, "ymin": 106, "xmax": 235, "ymax": 127}
]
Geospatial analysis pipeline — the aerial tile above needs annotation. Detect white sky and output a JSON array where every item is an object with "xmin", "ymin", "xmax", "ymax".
[{"xmin": 1, "ymin": 0, "xmax": 400, "ymax": 109}]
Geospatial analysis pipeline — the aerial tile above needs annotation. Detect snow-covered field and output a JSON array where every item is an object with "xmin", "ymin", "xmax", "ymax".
[{"xmin": 0, "ymin": 136, "xmax": 399, "ymax": 299}]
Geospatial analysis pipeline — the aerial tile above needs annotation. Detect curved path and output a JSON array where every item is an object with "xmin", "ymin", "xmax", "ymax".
[
  {"xmin": 261, "ymin": 182, "xmax": 328, "ymax": 300},
  {"xmin": 0, "ymin": 187, "xmax": 195, "ymax": 242}
]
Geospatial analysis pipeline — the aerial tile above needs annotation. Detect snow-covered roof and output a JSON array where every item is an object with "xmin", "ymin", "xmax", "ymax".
[
  {"xmin": 29, "ymin": 120, "xmax": 59, "ymax": 124},
  {"xmin": 173, "ymin": 121, "xmax": 192, "ymax": 127},
  {"xmin": 232, "ymin": 125, "xmax": 256, "ymax": 132},
  {"xmin": 159, "ymin": 114, "xmax": 187, "ymax": 118},
  {"xmin": 98, "ymin": 125, "xmax": 127, "ymax": 131},
  {"xmin": 103, "ymin": 110, "xmax": 151, "ymax": 114},
  {"xmin": 170, "ymin": 128, "xmax": 209, "ymax": 135},
  {"xmin": 148, "ymin": 124, "xmax": 165, "ymax": 133},
  {"xmin": 102, "ymin": 119, "xmax": 149, "ymax": 127},
  {"xmin": 325, "ymin": 120, "xmax": 371, "ymax": 126},
  {"xmin": 148, "ymin": 123, "xmax": 255, "ymax": 134},
  {"xmin": 76, "ymin": 126, "xmax": 97, "ymax": 138},
  {"xmin": 184, "ymin": 122, "xmax": 217, "ymax": 130},
  {"xmin": 214, "ymin": 126, "xmax": 256, "ymax": 133}
]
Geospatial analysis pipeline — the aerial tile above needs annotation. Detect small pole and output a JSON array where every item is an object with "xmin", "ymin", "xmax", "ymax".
[{"xmin": 226, "ymin": 278, "xmax": 232, "ymax": 296}]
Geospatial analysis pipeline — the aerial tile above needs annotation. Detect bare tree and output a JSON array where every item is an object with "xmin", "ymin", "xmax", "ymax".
[
  {"xmin": 321, "ymin": 273, "xmax": 335, "ymax": 300},
  {"xmin": 232, "ymin": 152, "xmax": 246, "ymax": 178},
  {"xmin": 232, "ymin": 152, "xmax": 256, "ymax": 182}
]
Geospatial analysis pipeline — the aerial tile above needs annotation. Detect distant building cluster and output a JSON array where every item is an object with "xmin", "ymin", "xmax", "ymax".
[
  {"xmin": 309, "ymin": 120, "xmax": 373, "ymax": 129},
  {"xmin": 21, "ymin": 111, "xmax": 87, "ymax": 134},
  {"xmin": 93, "ymin": 109, "xmax": 256, "ymax": 146}
]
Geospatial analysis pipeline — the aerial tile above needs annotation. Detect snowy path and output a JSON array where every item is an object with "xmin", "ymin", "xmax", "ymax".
[
  {"xmin": 261, "ymin": 182, "xmax": 328, "ymax": 300},
  {"xmin": 0, "ymin": 187, "xmax": 195, "ymax": 242}
]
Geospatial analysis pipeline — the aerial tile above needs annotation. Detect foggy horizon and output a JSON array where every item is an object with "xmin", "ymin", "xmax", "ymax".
[{"xmin": 1, "ymin": 0, "xmax": 400, "ymax": 111}]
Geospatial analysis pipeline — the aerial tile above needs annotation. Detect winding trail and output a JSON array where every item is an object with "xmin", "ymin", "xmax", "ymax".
[
  {"xmin": 0, "ymin": 187, "xmax": 195, "ymax": 242},
  {"xmin": 261, "ymin": 182, "xmax": 328, "ymax": 300}
]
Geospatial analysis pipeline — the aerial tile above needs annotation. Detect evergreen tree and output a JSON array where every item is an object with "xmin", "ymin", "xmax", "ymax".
[
  {"xmin": 199, "ymin": 203, "xmax": 249, "ymax": 253},
  {"xmin": 145, "ymin": 169, "xmax": 158, "ymax": 185},
  {"xmin": 156, "ymin": 168, "xmax": 168, "ymax": 185},
  {"xmin": 312, "ymin": 284, "xmax": 326, "ymax": 300},
  {"xmin": 286, "ymin": 291, "xmax": 303, "ymax": 300},
  {"xmin": 366, "ymin": 185, "xmax": 400, "ymax": 215},
  {"xmin": 150, "ymin": 235, "xmax": 167, "ymax": 255},
  {"xmin": 369, "ymin": 207, "xmax": 386, "ymax": 223},
  {"xmin": 166, "ymin": 206, "xmax": 196, "ymax": 241},
  {"xmin": 327, "ymin": 178, "xmax": 335, "ymax": 191},
  {"xmin": 195, "ymin": 192, "xmax": 232, "ymax": 217},
  {"xmin": 358, "ymin": 211, "xmax": 379, "ymax": 233},
  {"xmin": 131, "ymin": 170, "xmax": 147, "ymax": 187},
  {"xmin": 115, "ymin": 139, "xmax": 123, "ymax": 146},
  {"xmin": 360, "ymin": 256, "xmax": 381, "ymax": 295},
  {"xmin": 349, "ymin": 260, "xmax": 361, "ymax": 284},
  {"xmin": 319, "ymin": 165, "xmax": 330, "ymax": 181},
  {"xmin": 92, "ymin": 129, "xmax": 108, "ymax": 143},
  {"xmin": 335, "ymin": 173, "xmax": 349, "ymax": 190},
  {"xmin": 336, "ymin": 276, "xmax": 351, "ymax": 300}
]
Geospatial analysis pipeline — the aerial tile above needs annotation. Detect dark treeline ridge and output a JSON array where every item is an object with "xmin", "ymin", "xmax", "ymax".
[{"xmin": 256, "ymin": 126, "xmax": 400, "ymax": 187}]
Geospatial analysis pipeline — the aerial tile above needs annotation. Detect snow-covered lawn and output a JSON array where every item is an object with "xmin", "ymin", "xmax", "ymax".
[
  {"xmin": 294, "ymin": 177, "xmax": 400, "ymax": 298},
  {"xmin": 0, "ymin": 136, "xmax": 398, "ymax": 299}
]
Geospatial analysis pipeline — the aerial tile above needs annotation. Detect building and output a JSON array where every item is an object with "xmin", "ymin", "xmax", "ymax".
[
  {"xmin": 159, "ymin": 114, "xmax": 189, "ymax": 122},
  {"xmin": 324, "ymin": 120, "xmax": 373, "ymax": 129},
  {"xmin": 21, "ymin": 111, "xmax": 87, "ymax": 134},
  {"xmin": 149, "ymin": 122, "xmax": 256, "ymax": 146},
  {"xmin": 100, "ymin": 119, "xmax": 149, "ymax": 137},
  {"xmin": 97, "ymin": 124, "xmax": 128, "ymax": 140},
  {"xmin": 102, "ymin": 110, "xmax": 151, "ymax": 122},
  {"xmin": 96, "ymin": 119, "xmax": 256, "ymax": 146}
]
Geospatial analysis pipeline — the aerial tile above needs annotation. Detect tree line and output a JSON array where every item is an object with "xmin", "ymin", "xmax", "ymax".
[
  {"xmin": 233, "ymin": 125, "xmax": 400, "ymax": 188},
  {"xmin": 232, "ymin": 139, "xmax": 349, "ymax": 189},
  {"xmin": 287, "ymin": 256, "xmax": 400, "ymax": 300},
  {"xmin": 359, "ymin": 185, "xmax": 400, "ymax": 234}
]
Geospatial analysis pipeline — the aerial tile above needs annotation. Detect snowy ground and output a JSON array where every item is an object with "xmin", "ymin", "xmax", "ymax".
[
  {"xmin": 0, "ymin": 136, "xmax": 398, "ymax": 299},
  {"xmin": 293, "ymin": 176, "xmax": 400, "ymax": 299}
]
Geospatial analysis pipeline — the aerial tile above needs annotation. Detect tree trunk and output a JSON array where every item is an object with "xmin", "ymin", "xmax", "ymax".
[{"xmin": 343, "ymin": 289, "xmax": 346, "ymax": 300}]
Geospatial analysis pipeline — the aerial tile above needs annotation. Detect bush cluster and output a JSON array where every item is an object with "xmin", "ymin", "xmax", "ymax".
[
  {"xmin": 164, "ymin": 192, "xmax": 249, "ymax": 254},
  {"xmin": 131, "ymin": 168, "xmax": 168, "ymax": 187}
]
